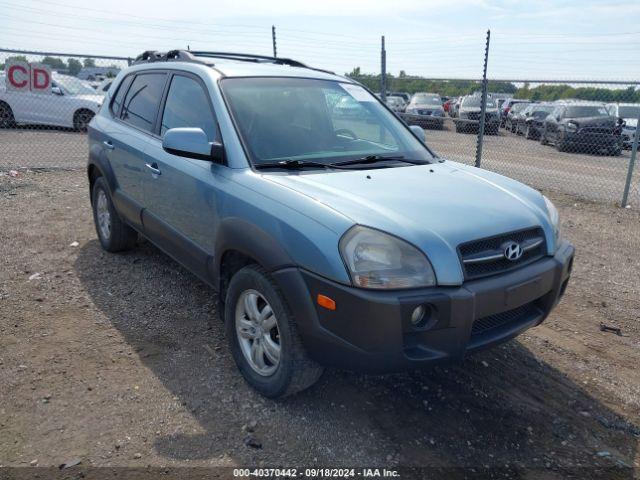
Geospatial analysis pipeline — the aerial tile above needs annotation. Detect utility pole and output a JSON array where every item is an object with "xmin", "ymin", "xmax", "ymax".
[
  {"xmin": 380, "ymin": 36, "xmax": 387, "ymax": 102},
  {"xmin": 272, "ymin": 25, "xmax": 277, "ymax": 58},
  {"xmin": 475, "ymin": 29, "xmax": 491, "ymax": 168}
]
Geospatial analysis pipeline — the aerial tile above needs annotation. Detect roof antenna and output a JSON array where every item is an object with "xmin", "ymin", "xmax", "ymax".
[{"xmin": 187, "ymin": 45, "xmax": 190, "ymax": 51}]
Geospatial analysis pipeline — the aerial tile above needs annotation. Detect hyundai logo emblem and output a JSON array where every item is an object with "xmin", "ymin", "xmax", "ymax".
[{"xmin": 504, "ymin": 241, "xmax": 524, "ymax": 261}]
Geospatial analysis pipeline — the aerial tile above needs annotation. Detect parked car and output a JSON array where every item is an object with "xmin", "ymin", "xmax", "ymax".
[
  {"xmin": 333, "ymin": 95, "xmax": 366, "ymax": 118},
  {"xmin": 0, "ymin": 72, "xmax": 102, "ymax": 130},
  {"xmin": 87, "ymin": 49, "xmax": 573, "ymax": 398},
  {"xmin": 388, "ymin": 91, "xmax": 411, "ymax": 105},
  {"xmin": 404, "ymin": 92, "xmax": 445, "ymax": 128},
  {"xmin": 454, "ymin": 95, "xmax": 500, "ymax": 134},
  {"xmin": 443, "ymin": 97, "xmax": 457, "ymax": 114},
  {"xmin": 500, "ymin": 98, "xmax": 530, "ymax": 127},
  {"xmin": 93, "ymin": 77, "xmax": 115, "ymax": 96},
  {"xmin": 504, "ymin": 101, "xmax": 531, "ymax": 133},
  {"xmin": 385, "ymin": 95, "xmax": 406, "ymax": 112},
  {"xmin": 540, "ymin": 101, "xmax": 622, "ymax": 155},
  {"xmin": 515, "ymin": 103, "xmax": 555, "ymax": 139},
  {"xmin": 606, "ymin": 103, "xmax": 640, "ymax": 149},
  {"xmin": 449, "ymin": 96, "xmax": 463, "ymax": 118}
]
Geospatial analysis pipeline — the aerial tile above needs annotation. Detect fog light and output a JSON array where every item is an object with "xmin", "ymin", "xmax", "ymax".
[{"xmin": 411, "ymin": 305, "xmax": 426, "ymax": 326}]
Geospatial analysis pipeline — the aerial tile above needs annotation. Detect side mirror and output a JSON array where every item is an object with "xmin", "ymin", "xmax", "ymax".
[
  {"xmin": 410, "ymin": 125, "xmax": 426, "ymax": 142},
  {"xmin": 52, "ymin": 86, "xmax": 63, "ymax": 96},
  {"xmin": 162, "ymin": 127, "xmax": 224, "ymax": 163}
]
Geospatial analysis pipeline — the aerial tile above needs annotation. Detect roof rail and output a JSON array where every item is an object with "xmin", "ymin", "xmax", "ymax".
[
  {"xmin": 130, "ymin": 49, "xmax": 336, "ymax": 75},
  {"xmin": 189, "ymin": 51, "xmax": 307, "ymax": 68}
]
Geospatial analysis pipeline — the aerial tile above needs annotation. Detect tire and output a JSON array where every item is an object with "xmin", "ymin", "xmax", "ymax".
[
  {"xmin": 525, "ymin": 124, "xmax": 533, "ymax": 140},
  {"xmin": 91, "ymin": 176, "xmax": 137, "ymax": 252},
  {"xmin": 540, "ymin": 130, "xmax": 549, "ymax": 145},
  {"xmin": 510, "ymin": 121, "xmax": 516, "ymax": 133},
  {"xmin": 609, "ymin": 145, "xmax": 622, "ymax": 156},
  {"xmin": 556, "ymin": 138, "xmax": 568, "ymax": 152},
  {"xmin": 0, "ymin": 102, "xmax": 16, "ymax": 128},
  {"xmin": 74, "ymin": 109, "xmax": 95, "ymax": 131},
  {"xmin": 225, "ymin": 265, "xmax": 323, "ymax": 398}
]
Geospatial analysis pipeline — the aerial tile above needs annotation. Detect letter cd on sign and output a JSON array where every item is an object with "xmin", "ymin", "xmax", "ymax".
[{"xmin": 5, "ymin": 60, "xmax": 52, "ymax": 94}]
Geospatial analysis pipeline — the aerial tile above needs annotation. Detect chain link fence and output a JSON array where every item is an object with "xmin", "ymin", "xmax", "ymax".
[
  {"xmin": 392, "ymin": 81, "xmax": 640, "ymax": 207},
  {"xmin": 0, "ymin": 49, "xmax": 130, "ymax": 172},
  {"xmin": 1, "ymin": 48, "xmax": 639, "ymax": 208}
]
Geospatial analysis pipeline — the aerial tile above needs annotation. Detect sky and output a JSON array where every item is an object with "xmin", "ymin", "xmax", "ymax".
[{"xmin": 1, "ymin": 0, "xmax": 639, "ymax": 82}]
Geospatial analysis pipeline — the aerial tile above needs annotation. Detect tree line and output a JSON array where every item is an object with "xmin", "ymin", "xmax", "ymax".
[
  {"xmin": 346, "ymin": 68, "xmax": 640, "ymax": 103},
  {"xmin": 0, "ymin": 56, "xmax": 118, "ymax": 77}
]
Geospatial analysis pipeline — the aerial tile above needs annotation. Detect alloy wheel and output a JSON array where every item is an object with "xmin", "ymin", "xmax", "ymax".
[{"xmin": 235, "ymin": 289, "xmax": 281, "ymax": 376}]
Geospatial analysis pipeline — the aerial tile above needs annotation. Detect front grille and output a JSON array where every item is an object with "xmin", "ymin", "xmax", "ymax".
[
  {"xmin": 471, "ymin": 299, "xmax": 542, "ymax": 336},
  {"xmin": 580, "ymin": 126, "xmax": 615, "ymax": 135},
  {"xmin": 459, "ymin": 227, "xmax": 546, "ymax": 280}
]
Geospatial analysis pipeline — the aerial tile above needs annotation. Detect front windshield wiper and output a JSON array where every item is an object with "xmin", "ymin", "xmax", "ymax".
[
  {"xmin": 330, "ymin": 155, "xmax": 428, "ymax": 167},
  {"xmin": 254, "ymin": 159, "xmax": 331, "ymax": 170},
  {"xmin": 254, "ymin": 155, "xmax": 429, "ymax": 171}
]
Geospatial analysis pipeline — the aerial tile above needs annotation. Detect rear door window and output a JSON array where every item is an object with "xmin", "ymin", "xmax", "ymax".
[
  {"xmin": 160, "ymin": 74, "xmax": 218, "ymax": 141},
  {"xmin": 110, "ymin": 75, "xmax": 133, "ymax": 117},
  {"xmin": 120, "ymin": 73, "xmax": 167, "ymax": 132}
]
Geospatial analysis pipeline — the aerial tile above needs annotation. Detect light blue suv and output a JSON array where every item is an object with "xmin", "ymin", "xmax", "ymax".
[{"xmin": 87, "ymin": 50, "xmax": 574, "ymax": 398}]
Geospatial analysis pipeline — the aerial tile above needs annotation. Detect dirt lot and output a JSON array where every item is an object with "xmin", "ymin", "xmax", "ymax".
[{"xmin": 1, "ymin": 168, "xmax": 639, "ymax": 478}]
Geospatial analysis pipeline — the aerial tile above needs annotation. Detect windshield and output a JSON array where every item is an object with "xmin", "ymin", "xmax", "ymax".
[
  {"xmin": 387, "ymin": 97, "xmax": 403, "ymax": 106},
  {"xmin": 564, "ymin": 106, "xmax": 610, "ymax": 118},
  {"xmin": 53, "ymin": 75, "xmax": 97, "ymax": 96},
  {"xmin": 510, "ymin": 102, "xmax": 529, "ymax": 113},
  {"xmin": 221, "ymin": 77, "xmax": 434, "ymax": 166},
  {"xmin": 462, "ymin": 97, "xmax": 496, "ymax": 108},
  {"xmin": 413, "ymin": 94, "xmax": 441, "ymax": 105},
  {"xmin": 618, "ymin": 105, "xmax": 640, "ymax": 118}
]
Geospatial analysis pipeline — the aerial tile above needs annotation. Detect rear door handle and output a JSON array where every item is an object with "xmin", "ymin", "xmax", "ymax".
[
  {"xmin": 145, "ymin": 162, "xmax": 161, "ymax": 176},
  {"xmin": 103, "ymin": 140, "xmax": 114, "ymax": 150}
]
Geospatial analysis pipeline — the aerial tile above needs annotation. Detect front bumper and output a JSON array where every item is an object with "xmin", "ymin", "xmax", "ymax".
[
  {"xmin": 621, "ymin": 129, "xmax": 637, "ymax": 148},
  {"xmin": 272, "ymin": 241, "xmax": 574, "ymax": 373},
  {"xmin": 401, "ymin": 113, "xmax": 444, "ymax": 128},
  {"xmin": 563, "ymin": 131, "xmax": 621, "ymax": 149}
]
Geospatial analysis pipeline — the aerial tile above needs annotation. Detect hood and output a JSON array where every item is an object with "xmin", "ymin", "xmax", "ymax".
[
  {"xmin": 623, "ymin": 118, "xmax": 637, "ymax": 128},
  {"xmin": 73, "ymin": 94, "xmax": 104, "ymax": 105},
  {"xmin": 565, "ymin": 116, "xmax": 615, "ymax": 128},
  {"xmin": 263, "ymin": 161, "xmax": 553, "ymax": 285},
  {"xmin": 412, "ymin": 103, "xmax": 442, "ymax": 109}
]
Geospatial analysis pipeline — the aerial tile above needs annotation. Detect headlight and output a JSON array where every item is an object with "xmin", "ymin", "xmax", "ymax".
[
  {"xmin": 406, "ymin": 108, "xmax": 418, "ymax": 114},
  {"xmin": 433, "ymin": 109, "xmax": 444, "ymax": 117},
  {"xmin": 339, "ymin": 226, "xmax": 436, "ymax": 289},
  {"xmin": 543, "ymin": 195, "xmax": 561, "ymax": 245},
  {"xmin": 565, "ymin": 122, "xmax": 578, "ymax": 133}
]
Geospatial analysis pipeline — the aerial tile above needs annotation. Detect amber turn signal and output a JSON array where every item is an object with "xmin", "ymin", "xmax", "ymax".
[{"xmin": 317, "ymin": 294, "xmax": 336, "ymax": 311}]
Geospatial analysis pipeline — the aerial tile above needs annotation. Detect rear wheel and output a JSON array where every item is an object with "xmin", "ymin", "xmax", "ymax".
[
  {"xmin": 74, "ymin": 109, "xmax": 95, "ymax": 131},
  {"xmin": 91, "ymin": 177, "xmax": 137, "ymax": 252},
  {"xmin": 225, "ymin": 265, "xmax": 323, "ymax": 398},
  {"xmin": 0, "ymin": 102, "xmax": 15, "ymax": 128}
]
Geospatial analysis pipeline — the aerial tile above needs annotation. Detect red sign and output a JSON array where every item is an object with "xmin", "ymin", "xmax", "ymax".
[{"xmin": 5, "ymin": 61, "xmax": 52, "ymax": 94}]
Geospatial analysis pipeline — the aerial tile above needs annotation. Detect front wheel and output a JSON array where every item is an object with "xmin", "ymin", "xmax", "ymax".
[
  {"xmin": 525, "ymin": 124, "xmax": 533, "ymax": 139},
  {"xmin": 225, "ymin": 265, "xmax": 323, "ymax": 398},
  {"xmin": 74, "ymin": 109, "xmax": 94, "ymax": 131},
  {"xmin": 91, "ymin": 177, "xmax": 138, "ymax": 252},
  {"xmin": 0, "ymin": 102, "xmax": 16, "ymax": 128},
  {"xmin": 540, "ymin": 130, "xmax": 549, "ymax": 145}
]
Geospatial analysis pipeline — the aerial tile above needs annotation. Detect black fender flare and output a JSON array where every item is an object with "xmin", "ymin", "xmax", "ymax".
[{"xmin": 212, "ymin": 218, "xmax": 295, "ymax": 291}]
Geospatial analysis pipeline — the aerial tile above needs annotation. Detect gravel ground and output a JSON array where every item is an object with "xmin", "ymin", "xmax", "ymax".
[{"xmin": 1, "ymin": 169, "xmax": 639, "ymax": 478}]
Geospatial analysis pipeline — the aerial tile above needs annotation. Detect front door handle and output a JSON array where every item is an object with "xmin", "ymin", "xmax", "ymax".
[
  {"xmin": 103, "ymin": 140, "xmax": 114, "ymax": 150},
  {"xmin": 145, "ymin": 162, "xmax": 161, "ymax": 176}
]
